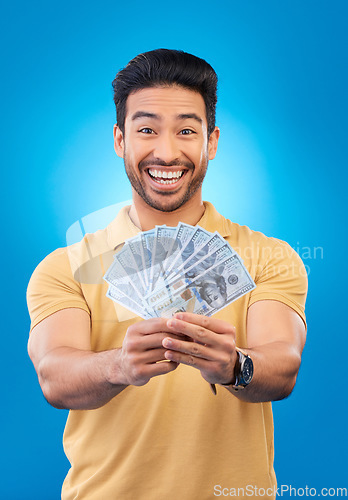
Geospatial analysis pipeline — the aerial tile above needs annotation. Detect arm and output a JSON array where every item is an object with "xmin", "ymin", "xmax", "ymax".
[
  {"xmin": 161, "ymin": 300, "xmax": 306, "ymax": 403},
  {"xmin": 233, "ymin": 299, "xmax": 306, "ymax": 402},
  {"xmin": 28, "ymin": 308, "xmax": 180, "ymax": 410}
]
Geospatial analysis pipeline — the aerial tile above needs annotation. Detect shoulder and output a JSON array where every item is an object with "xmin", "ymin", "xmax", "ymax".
[
  {"xmin": 219, "ymin": 214, "xmax": 301, "ymax": 266},
  {"xmin": 27, "ymin": 226, "xmax": 113, "ymax": 326},
  {"xmin": 33, "ymin": 224, "xmax": 112, "ymax": 275},
  {"xmin": 28, "ymin": 247, "xmax": 71, "ymax": 288},
  {"xmin": 213, "ymin": 210, "xmax": 308, "ymax": 321},
  {"xmin": 28, "ymin": 226, "xmax": 106, "ymax": 278}
]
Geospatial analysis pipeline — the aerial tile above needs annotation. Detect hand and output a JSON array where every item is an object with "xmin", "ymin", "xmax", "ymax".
[
  {"xmin": 162, "ymin": 312, "xmax": 237, "ymax": 385},
  {"xmin": 115, "ymin": 318, "xmax": 190, "ymax": 387}
]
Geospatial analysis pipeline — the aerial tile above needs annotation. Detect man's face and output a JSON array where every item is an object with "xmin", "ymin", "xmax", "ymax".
[
  {"xmin": 114, "ymin": 86, "xmax": 219, "ymax": 213},
  {"xmin": 203, "ymin": 283, "xmax": 226, "ymax": 309}
]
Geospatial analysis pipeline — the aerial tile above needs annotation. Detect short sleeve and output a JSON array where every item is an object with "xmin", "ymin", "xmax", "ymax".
[
  {"xmin": 248, "ymin": 240, "xmax": 308, "ymax": 328},
  {"xmin": 27, "ymin": 248, "xmax": 90, "ymax": 332}
]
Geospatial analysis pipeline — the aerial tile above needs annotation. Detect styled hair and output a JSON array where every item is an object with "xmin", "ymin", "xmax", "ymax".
[{"xmin": 112, "ymin": 48, "xmax": 218, "ymax": 136}]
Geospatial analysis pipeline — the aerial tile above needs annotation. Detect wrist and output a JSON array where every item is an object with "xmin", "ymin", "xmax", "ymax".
[
  {"xmin": 103, "ymin": 349, "xmax": 129, "ymax": 387},
  {"xmin": 221, "ymin": 348, "xmax": 254, "ymax": 391}
]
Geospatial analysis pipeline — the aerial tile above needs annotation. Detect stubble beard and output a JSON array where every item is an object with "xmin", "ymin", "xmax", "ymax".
[{"xmin": 123, "ymin": 151, "xmax": 209, "ymax": 213}]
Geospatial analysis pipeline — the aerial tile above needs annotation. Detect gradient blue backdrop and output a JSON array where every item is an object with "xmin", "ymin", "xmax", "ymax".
[{"xmin": 2, "ymin": 1, "xmax": 347, "ymax": 498}]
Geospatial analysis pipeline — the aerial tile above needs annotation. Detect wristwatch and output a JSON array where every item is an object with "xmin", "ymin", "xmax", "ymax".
[{"xmin": 222, "ymin": 348, "xmax": 254, "ymax": 391}]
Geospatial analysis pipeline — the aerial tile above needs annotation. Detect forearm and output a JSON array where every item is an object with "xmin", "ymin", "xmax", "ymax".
[
  {"xmin": 37, "ymin": 347, "xmax": 127, "ymax": 410},
  {"xmin": 223, "ymin": 341, "xmax": 302, "ymax": 403}
]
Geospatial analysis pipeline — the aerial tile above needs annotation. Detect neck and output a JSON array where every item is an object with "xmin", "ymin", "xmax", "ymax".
[{"xmin": 129, "ymin": 191, "xmax": 205, "ymax": 231}]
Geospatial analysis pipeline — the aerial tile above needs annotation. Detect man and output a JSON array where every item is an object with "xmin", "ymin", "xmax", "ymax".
[{"xmin": 27, "ymin": 49, "xmax": 307, "ymax": 499}]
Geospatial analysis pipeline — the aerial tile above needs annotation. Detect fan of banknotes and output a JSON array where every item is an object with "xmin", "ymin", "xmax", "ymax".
[{"xmin": 104, "ymin": 223, "xmax": 256, "ymax": 319}]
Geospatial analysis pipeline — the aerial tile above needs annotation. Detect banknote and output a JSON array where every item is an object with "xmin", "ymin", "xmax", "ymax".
[
  {"xmin": 145, "ymin": 253, "xmax": 256, "ymax": 318},
  {"xmin": 149, "ymin": 225, "xmax": 181, "ymax": 291},
  {"xmin": 163, "ymin": 225, "xmax": 211, "ymax": 280},
  {"xmin": 104, "ymin": 244, "xmax": 146, "ymax": 299},
  {"xmin": 104, "ymin": 224, "xmax": 256, "ymax": 319},
  {"xmin": 107, "ymin": 284, "xmax": 153, "ymax": 319},
  {"xmin": 140, "ymin": 229, "xmax": 156, "ymax": 290},
  {"xmin": 126, "ymin": 235, "xmax": 148, "ymax": 289},
  {"xmin": 161, "ymin": 222, "xmax": 195, "ymax": 272},
  {"xmin": 167, "ymin": 231, "xmax": 230, "ymax": 281}
]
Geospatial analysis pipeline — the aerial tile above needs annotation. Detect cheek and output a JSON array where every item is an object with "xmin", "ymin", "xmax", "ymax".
[
  {"xmin": 129, "ymin": 140, "xmax": 153, "ymax": 164},
  {"xmin": 184, "ymin": 140, "xmax": 207, "ymax": 165}
]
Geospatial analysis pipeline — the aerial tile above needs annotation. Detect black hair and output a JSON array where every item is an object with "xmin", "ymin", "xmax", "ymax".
[{"xmin": 112, "ymin": 48, "xmax": 218, "ymax": 136}]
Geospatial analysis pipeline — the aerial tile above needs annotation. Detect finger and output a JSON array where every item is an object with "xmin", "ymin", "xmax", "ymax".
[
  {"xmin": 131, "ymin": 318, "xmax": 178, "ymax": 335},
  {"xmin": 137, "ymin": 347, "xmax": 176, "ymax": 364},
  {"xmin": 166, "ymin": 317, "xmax": 210, "ymax": 344},
  {"xmin": 146, "ymin": 360, "xmax": 179, "ymax": 377},
  {"xmin": 131, "ymin": 359, "xmax": 179, "ymax": 385},
  {"xmin": 167, "ymin": 315, "xmax": 235, "ymax": 346},
  {"xmin": 162, "ymin": 337, "xmax": 216, "ymax": 361},
  {"xmin": 163, "ymin": 349, "xmax": 235, "ymax": 385},
  {"xmin": 128, "ymin": 332, "xmax": 192, "ymax": 351},
  {"xmin": 172, "ymin": 313, "xmax": 236, "ymax": 336},
  {"xmin": 164, "ymin": 349, "xmax": 211, "ymax": 371},
  {"xmin": 166, "ymin": 318, "xmax": 236, "ymax": 352}
]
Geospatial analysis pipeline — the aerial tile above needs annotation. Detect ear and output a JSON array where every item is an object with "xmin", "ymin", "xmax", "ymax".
[
  {"xmin": 208, "ymin": 127, "xmax": 220, "ymax": 160},
  {"xmin": 113, "ymin": 124, "xmax": 125, "ymax": 158}
]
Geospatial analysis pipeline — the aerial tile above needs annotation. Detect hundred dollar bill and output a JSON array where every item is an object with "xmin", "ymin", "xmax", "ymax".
[
  {"xmin": 175, "ymin": 242, "xmax": 237, "ymax": 283},
  {"xmin": 125, "ymin": 234, "xmax": 148, "ymax": 290},
  {"xmin": 104, "ymin": 245, "xmax": 146, "ymax": 299},
  {"xmin": 159, "ymin": 222, "xmax": 195, "ymax": 278},
  {"xmin": 106, "ymin": 273, "xmax": 145, "ymax": 306},
  {"xmin": 149, "ymin": 226, "xmax": 180, "ymax": 291},
  {"xmin": 164, "ymin": 225, "xmax": 213, "ymax": 279},
  {"xmin": 140, "ymin": 229, "xmax": 156, "ymax": 290},
  {"xmin": 145, "ymin": 253, "xmax": 256, "ymax": 318},
  {"xmin": 167, "ymin": 231, "xmax": 230, "ymax": 281},
  {"xmin": 143, "ymin": 243, "xmax": 234, "ymax": 318},
  {"xmin": 107, "ymin": 284, "xmax": 153, "ymax": 319}
]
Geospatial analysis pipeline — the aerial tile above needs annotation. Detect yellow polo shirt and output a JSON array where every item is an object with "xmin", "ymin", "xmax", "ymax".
[{"xmin": 27, "ymin": 202, "xmax": 307, "ymax": 500}]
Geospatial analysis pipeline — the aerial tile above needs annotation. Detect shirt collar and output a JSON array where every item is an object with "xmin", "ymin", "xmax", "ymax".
[
  {"xmin": 106, "ymin": 205, "xmax": 141, "ymax": 250},
  {"xmin": 106, "ymin": 201, "xmax": 231, "ymax": 250},
  {"xmin": 196, "ymin": 201, "xmax": 231, "ymax": 238}
]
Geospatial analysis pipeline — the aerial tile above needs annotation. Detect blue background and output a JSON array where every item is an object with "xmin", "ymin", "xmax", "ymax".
[{"xmin": 2, "ymin": 0, "xmax": 347, "ymax": 498}]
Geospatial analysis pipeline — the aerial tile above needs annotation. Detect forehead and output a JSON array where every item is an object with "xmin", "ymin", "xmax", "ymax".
[{"xmin": 125, "ymin": 86, "xmax": 207, "ymax": 124}]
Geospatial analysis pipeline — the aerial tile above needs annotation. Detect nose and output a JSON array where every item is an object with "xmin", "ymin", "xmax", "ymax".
[{"xmin": 152, "ymin": 133, "xmax": 180, "ymax": 163}]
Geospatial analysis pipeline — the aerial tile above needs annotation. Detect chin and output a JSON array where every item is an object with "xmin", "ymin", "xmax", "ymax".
[
  {"xmin": 134, "ymin": 186, "xmax": 191, "ymax": 213},
  {"xmin": 146, "ymin": 197, "xmax": 188, "ymax": 213}
]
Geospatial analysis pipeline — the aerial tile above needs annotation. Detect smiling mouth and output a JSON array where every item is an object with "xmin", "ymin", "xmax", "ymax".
[{"xmin": 147, "ymin": 168, "xmax": 186, "ymax": 185}]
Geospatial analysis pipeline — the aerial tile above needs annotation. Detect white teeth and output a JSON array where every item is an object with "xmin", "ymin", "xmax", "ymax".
[
  {"xmin": 148, "ymin": 169, "xmax": 183, "ymax": 180},
  {"xmin": 157, "ymin": 179, "xmax": 177, "ymax": 184}
]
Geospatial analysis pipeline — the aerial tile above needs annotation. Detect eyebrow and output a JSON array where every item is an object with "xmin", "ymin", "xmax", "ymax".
[
  {"xmin": 131, "ymin": 111, "xmax": 203, "ymax": 124},
  {"xmin": 131, "ymin": 111, "xmax": 158, "ymax": 121},
  {"xmin": 177, "ymin": 113, "xmax": 203, "ymax": 124}
]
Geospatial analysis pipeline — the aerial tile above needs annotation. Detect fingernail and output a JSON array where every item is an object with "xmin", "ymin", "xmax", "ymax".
[{"xmin": 163, "ymin": 338, "xmax": 173, "ymax": 347}]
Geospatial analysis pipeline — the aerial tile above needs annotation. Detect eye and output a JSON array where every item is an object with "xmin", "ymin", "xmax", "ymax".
[
  {"xmin": 139, "ymin": 127, "xmax": 155, "ymax": 134},
  {"xmin": 180, "ymin": 129, "xmax": 195, "ymax": 135}
]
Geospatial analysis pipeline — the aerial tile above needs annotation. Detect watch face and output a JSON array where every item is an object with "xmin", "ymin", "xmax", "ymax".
[{"xmin": 242, "ymin": 357, "xmax": 254, "ymax": 384}]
